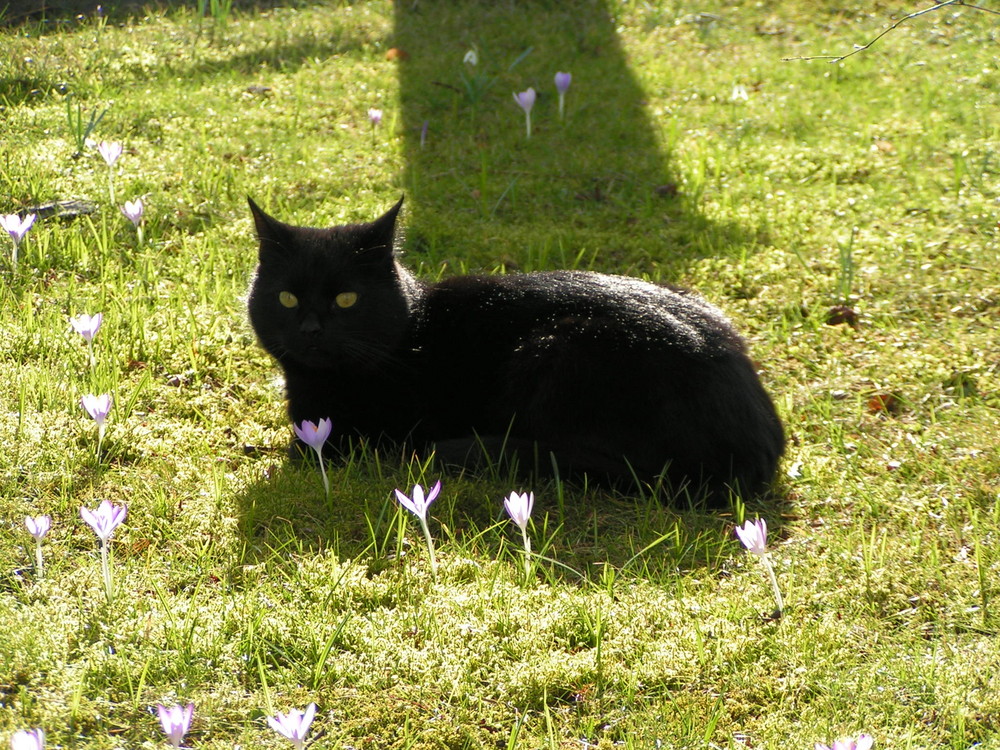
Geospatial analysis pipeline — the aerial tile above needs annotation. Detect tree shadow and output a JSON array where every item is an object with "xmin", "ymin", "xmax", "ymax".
[
  {"xmin": 2, "ymin": 0, "xmax": 285, "ymax": 26},
  {"xmin": 392, "ymin": 0, "xmax": 753, "ymax": 275}
]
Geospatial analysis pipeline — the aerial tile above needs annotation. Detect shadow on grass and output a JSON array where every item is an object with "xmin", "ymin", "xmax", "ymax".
[
  {"xmin": 393, "ymin": 0, "xmax": 753, "ymax": 275},
  {"xmin": 212, "ymin": 0, "xmax": 785, "ymax": 559},
  {"xmin": 1, "ymin": 0, "xmax": 290, "ymax": 26},
  {"xmin": 233, "ymin": 450, "xmax": 757, "ymax": 587}
]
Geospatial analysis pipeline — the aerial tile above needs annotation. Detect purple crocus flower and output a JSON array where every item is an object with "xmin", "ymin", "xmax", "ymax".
[
  {"xmin": 97, "ymin": 141, "xmax": 123, "ymax": 167},
  {"xmin": 25, "ymin": 515, "xmax": 51, "ymax": 578},
  {"xmin": 503, "ymin": 491, "xmax": 534, "ymax": 533},
  {"xmin": 368, "ymin": 108, "xmax": 383, "ymax": 145},
  {"xmin": 512, "ymin": 88, "xmax": 536, "ymax": 138},
  {"xmin": 81, "ymin": 393, "xmax": 112, "ymax": 429},
  {"xmin": 267, "ymin": 704, "xmax": 317, "ymax": 750},
  {"xmin": 1, "ymin": 213, "xmax": 37, "ymax": 269},
  {"xmin": 122, "ymin": 198, "xmax": 145, "ymax": 244},
  {"xmin": 554, "ymin": 71, "xmax": 571, "ymax": 119},
  {"xmin": 504, "ymin": 490, "xmax": 535, "ymax": 580},
  {"xmin": 121, "ymin": 198, "xmax": 143, "ymax": 226},
  {"xmin": 97, "ymin": 141, "xmax": 123, "ymax": 203},
  {"xmin": 81, "ymin": 499, "xmax": 126, "ymax": 602},
  {"xmin": 25, "ymin": 515, "xmax": 51, "ymax": 541},
  {"xmin": 1, "ymin": 213, "xmax": 36, "ymax": 245},
  {"xmin": 294, "ymin": 418, "xmax": 332, "ymax": 496},
  {"xmin": 395, "ymin": 481, "xmax": 442, "ymax": 576},
  {"xmin": 294, "ymin": 418, "xmax": 332, "ymax": 452},
  {"xmin": 816, "ymin": 735, "xmax": 875, "ymax": 750},
  {"xmin": 157, "ymin": 703, "xmax": 194, "ymax": 749},
  {"xmin": 735, "ymin": 517, "xmax": 767, "ymax": 556},
  {"xmin": 80, "ymin": 499, "xmax": 127, "ymax": 543},
  {"xmin": 10, "ymin": 728, "xmax": 45, "ymax": 750},
  {"xmin": 71, "ymin": 312, "xmax": 103, "ymax": 343},
  {"xmin": 394, "ymin": 481, "xmax": 441, "ymax": 522},
  {"xmin": 735, "ymin": 517, "xmax": 784, "ymax": 615}
]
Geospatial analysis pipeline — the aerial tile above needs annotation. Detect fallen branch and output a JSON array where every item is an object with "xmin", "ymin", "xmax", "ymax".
[{"xmin": 783, "ymin": 0, "xmax": 1000, "ymax": 63}]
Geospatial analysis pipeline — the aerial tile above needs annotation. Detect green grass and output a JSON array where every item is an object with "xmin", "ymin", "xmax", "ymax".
[{"xmin": 1, "ymin": 0, "xmax": 999, "ymax": 747}]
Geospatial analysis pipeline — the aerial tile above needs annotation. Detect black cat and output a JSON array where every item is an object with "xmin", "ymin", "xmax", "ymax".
[{"xmin": 247, "ymin": 197, "xmax": 784, "ymax": 503}]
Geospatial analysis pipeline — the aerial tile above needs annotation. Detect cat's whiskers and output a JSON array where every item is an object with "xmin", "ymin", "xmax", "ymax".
[{"xmin": 338, "ymin": 337, "xmax": 405, "ymax": 373}]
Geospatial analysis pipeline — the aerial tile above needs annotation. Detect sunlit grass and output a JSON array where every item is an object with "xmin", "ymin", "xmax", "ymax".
[{"xmin": 1, "ymin": 0, "xmax": 999, "ymax": 748}]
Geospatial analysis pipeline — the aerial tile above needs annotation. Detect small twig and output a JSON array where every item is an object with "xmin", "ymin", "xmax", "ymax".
[{"xmin": 783, "ymin": 0, "xmax": 997, "ymax": 63}]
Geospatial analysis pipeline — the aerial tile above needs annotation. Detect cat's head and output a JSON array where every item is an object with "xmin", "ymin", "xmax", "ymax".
[{"xmin": 247, "ymin": 197, "xmax": 417, "ymax": 371}]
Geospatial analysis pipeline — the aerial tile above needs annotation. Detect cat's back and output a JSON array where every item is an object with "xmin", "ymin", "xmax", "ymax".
[{"xmin": 419, "ymin": 269, "xmax": 743, "ymax": 357}]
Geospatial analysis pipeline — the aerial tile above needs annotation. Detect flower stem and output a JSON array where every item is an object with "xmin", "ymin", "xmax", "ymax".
[
  {"xmin": 761, "ymin": 555, "xmax": 784, "ymax": 614},
  {"xmin": 318, "ymin": 458, "xmax": 329, "ymax": 499},
  {"xmin": 418, "ymin": 518, "xmax": 438, "ymax": 579},
  {"xmin": 100, "ymin": 540, "xmax": 114, "ymax": 604},
  {"xmin": 520, "ymin": 527, "xmax": 532, "ymax": 582},
  {"xmin": 525, "ymin": 112, "xmax": 532, "ymax": 139},
  {"xmin": 34, "ymin": 541, "xmax": 44, "ymax": 579}
]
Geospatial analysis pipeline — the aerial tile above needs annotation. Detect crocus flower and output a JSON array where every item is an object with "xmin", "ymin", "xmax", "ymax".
[
  {"xmin": 735, "ymin": 517, "xmax": 784, "ymax": 615},
  {"xmin": 394, "ymin": 481, "xmax": 441, "ymax": 521},
  {"xmin": 121, "ymin": 198, "xmax": 144, "ymax": 226},
  {"xmin": 81, "ymin": 393, "xmax": 111, "ymax": 423},
  {"xmin": 816, "ymin": 735, "xmax": 874, "ymax": 750},
  {"xmin": 97, "ymin": 141, "xmax": 123, "ymax": 166},
  {"xmin": 294, "ymin": 418, "xmax": 332, "ymax": 452},
  {"xmin": 157, "ymin": 703, "xmax": 194, "ymax": 749},
  {"xmin": 554, "ymin": 71, "xmax": 571, "ymax": 119},
  {"xmin": 25, "ymin": 515, "xmax": 51, "ymax": 541},
  {"xmin": 122, "ymin": 198, "xmax": 145, "ymax": 244},
  {"xmin": 267, "ymin": 703, "xmax": 317, "ymax": 750},
  {"xmin": 395, "ymin": 481, "xmax": 442, "ymax": 577},
  {"xmin": 97, "ymin": 141, "xmax": 123, "ymax": 203},
  {"xmin": 81, "ymin": 499, "xmax": 126, "ymax": 603},
  {"xmin": 731, "ymin": 83, "xmax": 749, "ymax": 102},
  {"xmin": 80, "ymin": 499, "xmax": 127, "ymax": 543},
  {"xmin": 71, "ymin": 312, "xmax": 103, "ymax": 342},
  {"xmin": 368, "ymin": 108, "xmax": 383, "ymax": 145},
  {"xmin": 512, "ymin": 88, "xmax": 536, "ymax": 138},
  {"xmin": 25, "ymin": 515, "xmax": 51, "ymax": 579},
  {"xmin": 81, "ymin": 393, "xmax": 112, "ymax": 457},
  {"xmin": 735, "ymin": 518, "xmax": 767, "ymax": 556},
  {"xmin": 1, "ymin": 213, "xmax": 36, "ymax": 245},
  {"xmin": 420, "ymin": 119, "xmax": 429, "ymax": 148},
  {"xmin": 504, "ymin": 491, "xmax": 533, "ymax": 532},
  {"xmin": 10, "ymin": 729, "xmax": 45, "ymax": 750},
  {"xmin": 1, "ymin": 213, "xmax": 37, "ymax": 270},
  {"xmin": 293, "ymin": 418, "xmax": 332, "ymax": 497},
  {"xmin": 504, "ymin": 491, "xmax": 534, "ymax": 580}
]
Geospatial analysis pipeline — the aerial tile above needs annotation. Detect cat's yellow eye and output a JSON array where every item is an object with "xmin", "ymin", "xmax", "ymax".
[
  {"xmin": 335, "ymin": 292, "xmax": 358, "ymax": 309},
  {"xmin": 278, "ymin": 291, "xmax": 298, "ymax": 308}
]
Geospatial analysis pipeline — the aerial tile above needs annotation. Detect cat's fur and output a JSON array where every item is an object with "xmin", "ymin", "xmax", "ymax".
[{"xmin": 247, "ymin": 197, "xmax": 784, "ymax": 503}]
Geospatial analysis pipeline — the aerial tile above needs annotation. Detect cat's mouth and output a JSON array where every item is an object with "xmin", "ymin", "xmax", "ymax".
[{"xmin": 288, "ymin": 344, "xmax": 333, "ymax": 368}]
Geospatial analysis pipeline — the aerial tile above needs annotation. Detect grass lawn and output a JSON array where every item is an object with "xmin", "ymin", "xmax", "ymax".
[{"xmin": 1, "ymin": 0, "xmax": 999, "ymax": 747}]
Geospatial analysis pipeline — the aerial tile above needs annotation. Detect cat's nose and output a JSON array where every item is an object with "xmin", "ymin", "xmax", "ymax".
[{"xmin": 299, "ymin": 314, "xmax": 321, "ymax": 336}]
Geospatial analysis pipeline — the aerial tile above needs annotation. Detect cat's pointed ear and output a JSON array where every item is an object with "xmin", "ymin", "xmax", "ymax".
[
  {"xmin": 359, "ymin": 196, "xmax": 404, "ymax": 261},
  {"xmin": 248, "ymin": 197, "xmax": 293, "ymax": 260}
]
